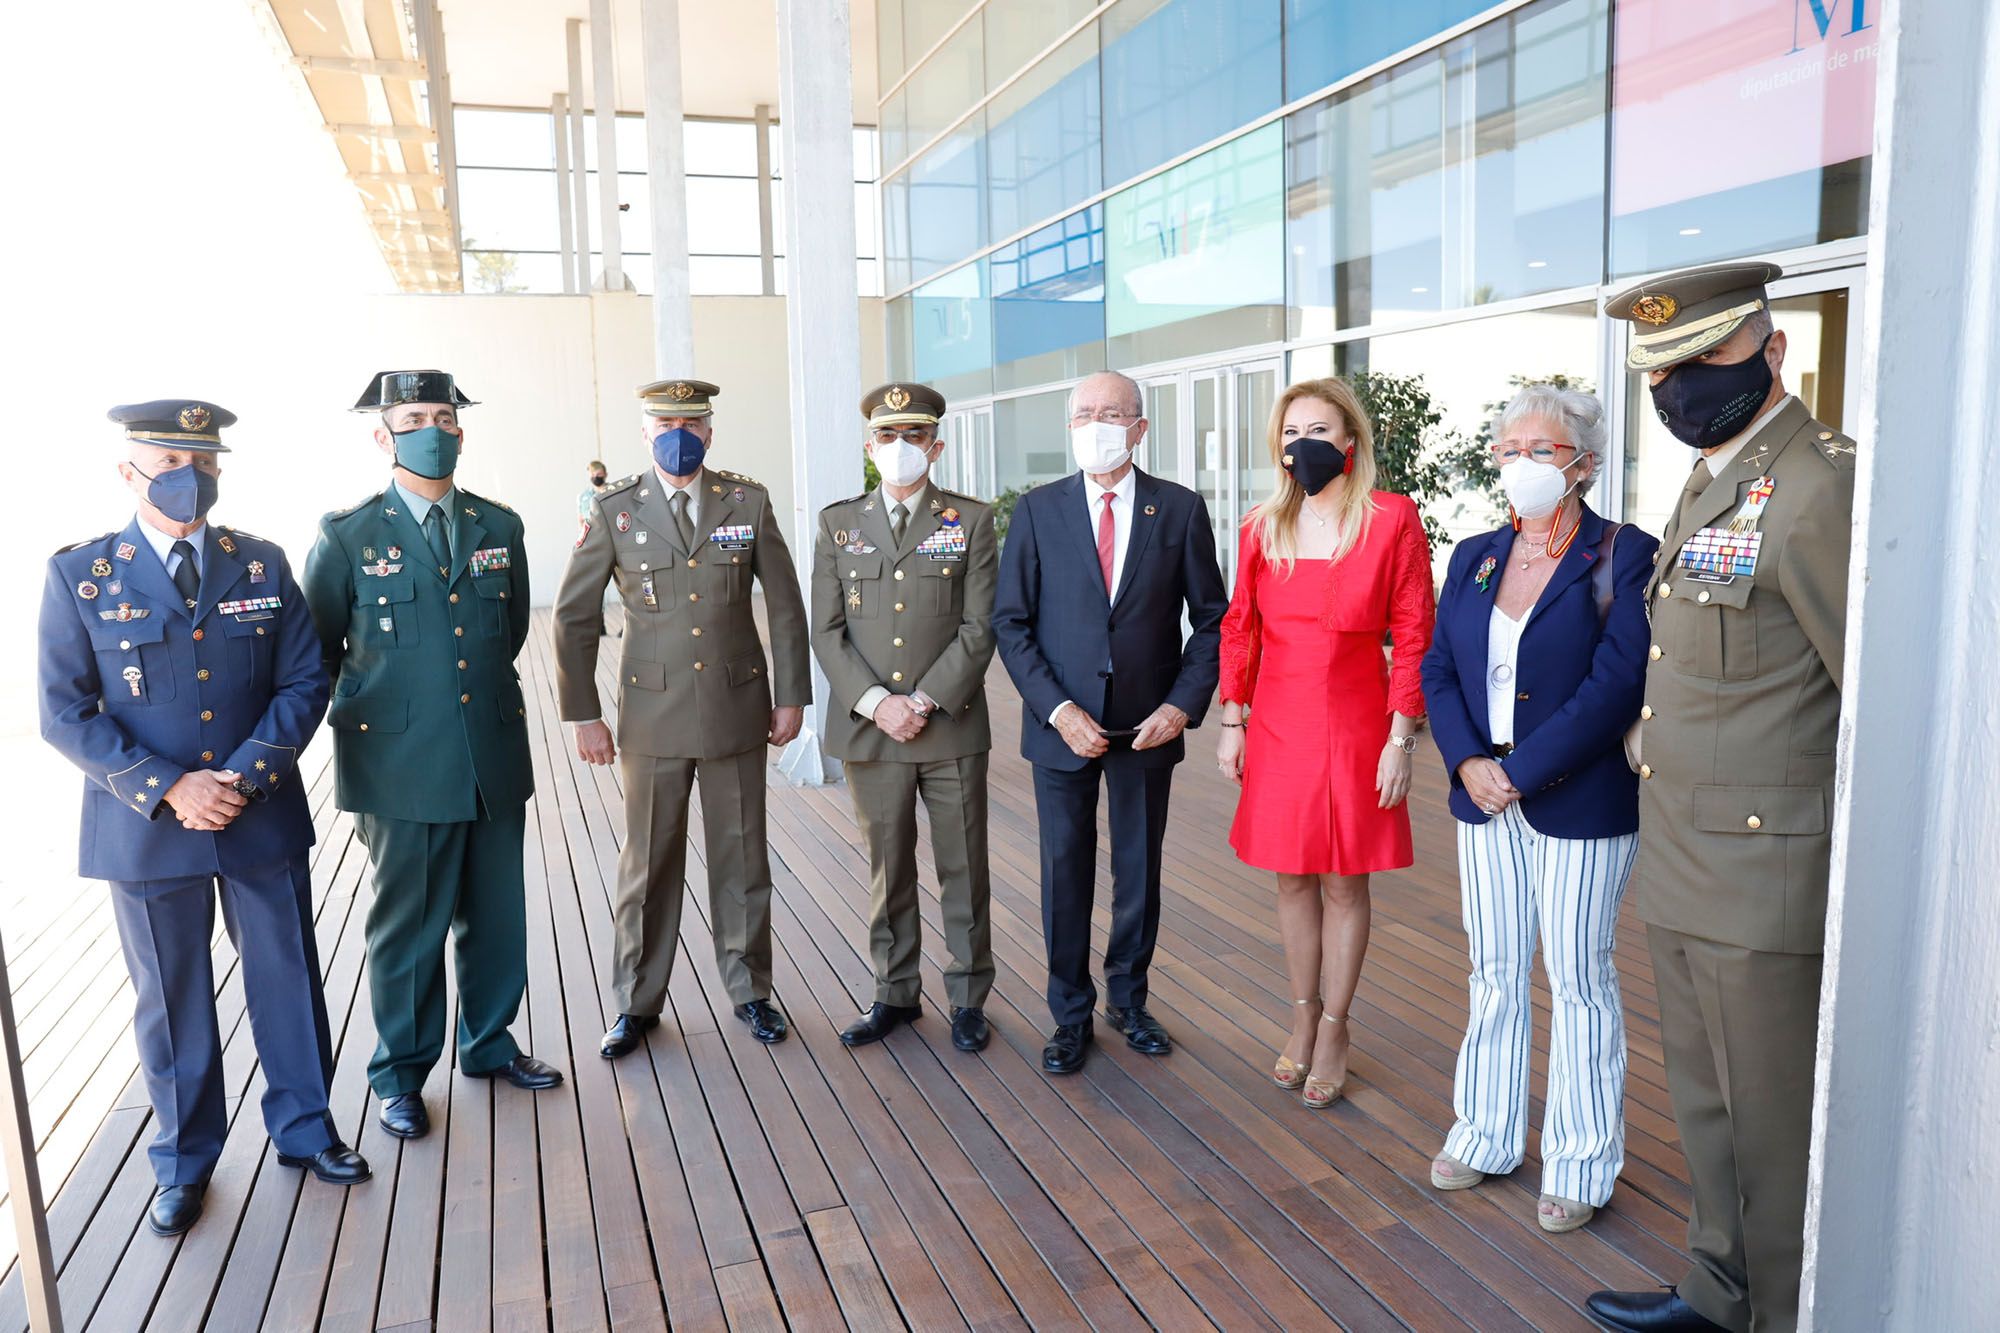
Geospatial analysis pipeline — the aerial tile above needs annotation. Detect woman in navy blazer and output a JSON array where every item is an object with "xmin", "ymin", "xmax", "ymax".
[{"xmin": 1418, "ymin": 385, "xmax": 1657, "ymax": 1235}]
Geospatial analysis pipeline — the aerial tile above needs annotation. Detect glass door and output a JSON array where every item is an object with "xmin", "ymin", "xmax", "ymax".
[{"xmin": 1129, "ymin": 357, "xmax": 1283, "ymax": 585}]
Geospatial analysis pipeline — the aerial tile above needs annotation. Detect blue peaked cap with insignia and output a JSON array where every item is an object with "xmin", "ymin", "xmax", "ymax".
[
  {"xmin": 350, "ymin": 369, "xmax": 478, "ymax": 412},
  {"xmin": 108, "ymin": 400, "xmax": 235, "ymax": 452}
]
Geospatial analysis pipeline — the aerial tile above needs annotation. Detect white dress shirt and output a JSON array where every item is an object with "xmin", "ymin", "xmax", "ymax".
[
  {"xmin": 1703, "ymin": 394, "xmax": 1796, "ymax": 477},
  {"xmin": 1051, "ymin": 467, "xmax": 1139, "ymax": 726},
  {"xmin": 1485, "ymin": 606, "xmax": 1529, "ymax": 747},
  {"xmin": 655, "ymin": 466, "xmax": 702, "ymax": 529},
  {"xmin": 136, "ymin": 514, "xmax": 205, "ymax": 585}
]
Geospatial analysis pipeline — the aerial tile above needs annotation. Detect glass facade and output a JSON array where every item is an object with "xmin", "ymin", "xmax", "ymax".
[{"xmin": 880, "ymin": 0, "xmax": 1886, "ymax": 565}]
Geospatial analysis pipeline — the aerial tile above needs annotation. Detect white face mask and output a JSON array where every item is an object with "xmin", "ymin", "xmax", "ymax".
[
  {"xmin": 1497, "ymin": 457, "xmax": 1584, "ymax": 521},
  {"xmin": 1070, "ymin": 420, "xmax": 1134, "ymax": 475},
  {"xmin": 871, "ymin": 438, "xmax": 932, "ymax": 488}
]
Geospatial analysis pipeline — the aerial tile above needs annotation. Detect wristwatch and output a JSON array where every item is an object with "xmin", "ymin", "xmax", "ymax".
[{"xmin": 1385, "ymin": 735, "xmax": 1419, "ymax": 755}]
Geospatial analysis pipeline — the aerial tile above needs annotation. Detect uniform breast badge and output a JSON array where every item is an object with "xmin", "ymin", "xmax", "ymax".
[
  {"xmin": 940, "ymin": 508, "xmax": 960, "ymax": 526},
  {"xmin": 115, "ymin": 543, "xmax": 136, "ymax": 563},
  {"xmin": 914, "ymin": 527, "xmax": 968, "ymax": 561},
  {"xmin": 363, "ymin": 559, "xmax": 404, "ymax": 577},
  {"xmin": 1726, "ymin": 476, "xmax": 1776, "ymax": 534},
  {"xmin": 1679, "ymin": 528, "xmax": 1762, "ymax": 580},
  {"xmin": 217, "ymin": 533, "xmax": 237, "ymax": 555},
  {"xmin": 91, "ymin": 558, "xmax": 112, "ymax": 577},
  {"xmin": 710, "ymin": 524, "xmax": 755, "ymax": 550},
  {"xmin": 248, "ymin": 560, "xmax": 267, "ymax": 584},
  {"xmin": 78, "ymin": 580, "xmax": 99, "ymax": 599},
  {"xmin": 642, "ymin": 572, "xmax": 658, "ymax": 608},
  {"xmin": 616, "ymin": 511, "xmax": 632, "ymax": 533},
  {"xmin": 379, "ymin": 613, "xmax": 395, "ymax": 633},
  {"xmin": 121, "ymin": 666, "xmax": 143, "ymax": 697},
  {"xmin": 363, "ymin": 547, "xmax": 377, "ymax": 561},
  {"xmin": 636, "ymin": 531, "xmax": 649, "ymax": 544},
  {"xmin": 388, "ymin": 545, "xmax": 402, "ymax": 561},
  {"xmin": 847, "ymin": 585, "xmax": 862, "ymax": 609}
]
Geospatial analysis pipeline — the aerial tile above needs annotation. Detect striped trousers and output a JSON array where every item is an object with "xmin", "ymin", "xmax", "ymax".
[{"xmin": 1443, "ymin": 802, "xmax": 1637, "ymax": 1205}]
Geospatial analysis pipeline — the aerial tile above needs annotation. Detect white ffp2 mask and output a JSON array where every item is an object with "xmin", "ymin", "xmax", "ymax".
[
  {"xmin": 871, "ymin": 439, "xmax": 932, "ymax": 488},
  {"xmin": 1498, "ymin": 457, "xmax": 1578, "ymax": 520},
  {"xmin": 1070, "ymin": 421, "xmax": 1134, "ymax": 475}
]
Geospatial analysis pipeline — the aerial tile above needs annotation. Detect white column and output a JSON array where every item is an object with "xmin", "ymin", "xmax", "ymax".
[
  {"xmin": 565, "ymin": 19, "xmax": 591, "ymax": 294},
  {"xmin": 774, "ymin": 0, "xmax": 862, "ymax": 786},
  {"xmin": 1802, "ymin": 3, "xmax": 2000, "ymax": 1329},
  {"xmin": 640, "ymin": 0, "xmax": 692, "ymax": 371},
  {"xmin": 587, "ymin": 0, "xmax": 623, "ymax": 291},
  {"xmin": 552, "ymin": 92, "xmax": 578, "ymax": 295}
]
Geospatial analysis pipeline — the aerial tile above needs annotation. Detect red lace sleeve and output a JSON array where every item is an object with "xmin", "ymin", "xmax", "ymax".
[
  {"xmin": 1219, "ymin": 522, "xmax": 1263, "ymax": 705},
  {"xmin": 1385, "ymin": 499, "xmax": 1436, "ymax": 718}
]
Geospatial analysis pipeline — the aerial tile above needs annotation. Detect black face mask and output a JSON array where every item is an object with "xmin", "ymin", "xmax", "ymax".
[
  {"xmin": 1282, "ymin": 438, "xmax": 1350, "ymax": 496},
  {"xmin": 1650, "ymin": 334, "xmax": 1775, "ymax": 449},
  {"xmin": 589, "ymin": 474, "xmax": 606, "ymax": 487}
]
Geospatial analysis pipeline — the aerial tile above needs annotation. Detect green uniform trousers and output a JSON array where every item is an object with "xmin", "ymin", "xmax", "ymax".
[
  {"xmin": 1648, "ymin": 924, "xmax": 1822, "ymax": 1333},
  {"xmin": 355, "ymin": 807, "xmax": 528, "ymax": 1095},
  {"xmin": 845, "ymin": 754, "xmax": 994, "ymax": 1009},
  {"xmin": 615, "ymin": 746, "xmax": 773, "ymax": 1012}
]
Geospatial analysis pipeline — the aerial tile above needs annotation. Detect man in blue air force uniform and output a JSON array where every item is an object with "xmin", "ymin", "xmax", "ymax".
[
  {"xmin": 302, "ymin": 370, "xmax": 562, "ymax": 1146},
  {"xmin": 38, "ymin": 400, "xmax": 369, "ymax": 1239}
]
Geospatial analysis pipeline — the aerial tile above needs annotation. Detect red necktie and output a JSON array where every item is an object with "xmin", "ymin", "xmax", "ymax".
[{"xmin": 1097, "ymin": 491, "xmax": 1116, "ymax": 596}]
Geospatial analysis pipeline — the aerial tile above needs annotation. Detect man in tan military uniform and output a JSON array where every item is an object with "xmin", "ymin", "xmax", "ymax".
[
  {"xmin": 551, "ymin": 378, "xmax": 811, "ymax": 1054},
  {"xmin": 811, "ymin": 383, "xmax": 998, "ymax": 1052},
  {"xmin": 1586, "ymin": 264, "xmax": 1855, "ymax": 1333}
]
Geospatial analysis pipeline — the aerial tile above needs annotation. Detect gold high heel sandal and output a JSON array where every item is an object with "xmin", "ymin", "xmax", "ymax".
[
  {"xmin": 1303, "ymin": 1012, "xmax": 1348, "ymax": 1109},
  {"xmin": 1272, "ymin": 997, "xmax": 1318, "ymax": 1089}
]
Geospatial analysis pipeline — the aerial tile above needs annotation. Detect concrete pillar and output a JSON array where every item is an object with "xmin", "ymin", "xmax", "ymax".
[
  {"xmin": 1801, "ymin": 3, "xmax": 2000, "ymax": 1328},
  {"xmin": 640, "ymin": 0, "xmax": 693, "ymax": 371},
  {"xmin": 552, "ymin": 92, "xmax": 578, "ymax": 295},
  {"xmin": 565, "ymin": 20, "xmax": 591, "ymax": 294},
  {"xmin": 587, "ymin": 0, "xmax": 624, "ymax": 291},
  {"xmin": 773, "ymin": 0, "xmax": 862, "ymax": 785}
]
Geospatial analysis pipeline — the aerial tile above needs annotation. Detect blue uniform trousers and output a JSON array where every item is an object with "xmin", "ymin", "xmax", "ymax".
[{"xmin": 109, "ymin": 853, "xmax": 337, "ymax": 1187}]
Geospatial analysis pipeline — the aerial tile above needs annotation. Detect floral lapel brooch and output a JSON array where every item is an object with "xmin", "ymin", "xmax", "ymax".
[{"xmin": 1475, "ymin": 554, "xmax": 1498, "ymax": 593}]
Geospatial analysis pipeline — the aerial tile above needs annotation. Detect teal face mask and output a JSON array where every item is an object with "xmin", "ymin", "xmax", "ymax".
[{"xmin": 391, "ymin": 425, "xmax": 461, "ymax": 480}]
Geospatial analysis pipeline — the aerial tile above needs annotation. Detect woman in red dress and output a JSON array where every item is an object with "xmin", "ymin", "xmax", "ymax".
[{"xmin": 1217, "ymin": 377, "xmax": 1434, "ymax": 1108}]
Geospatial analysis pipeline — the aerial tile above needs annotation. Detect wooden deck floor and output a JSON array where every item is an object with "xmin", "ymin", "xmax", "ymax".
[{"xmin": 0, "ymin": 608, "xmax": 1689, "ymax": 1331}]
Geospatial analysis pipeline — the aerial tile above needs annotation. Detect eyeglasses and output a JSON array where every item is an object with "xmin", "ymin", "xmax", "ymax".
[
  {"xmin": 1491, "ymin": 439, "xmax": 1577, "ymax": 464},
  {"xmin": 1069, "ymin": 408, "xmax": 1137, "ymax": 426},
  {"xmin": 872, "ymin": 428, "xmax": 933, "ymax": 445}
]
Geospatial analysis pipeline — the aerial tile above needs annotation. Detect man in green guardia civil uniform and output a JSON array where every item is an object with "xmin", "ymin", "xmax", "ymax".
[
  {"xmin": 812, "ymin": 383, "xmax": 998, "ymax": 1053},
  {"xmin": 552, "ymin": 378, "xmax": 811, "ymax": 1058},
  {"xmin": 303, "ymin": 369, "xmax": 564, "ymax": 1145},
  {"xmin": 1585, "ymin": 265, "xmax": 1855, "ymax": 1333}
]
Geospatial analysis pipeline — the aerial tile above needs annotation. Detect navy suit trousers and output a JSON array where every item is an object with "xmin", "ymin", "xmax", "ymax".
[
  {"xmin": 110, "ymin": 853, "xmax": 336, "ymax": 1186},
  {"xmin": 1033, "ymin": 746, "xmax": 1174, "ymax": 1026}
]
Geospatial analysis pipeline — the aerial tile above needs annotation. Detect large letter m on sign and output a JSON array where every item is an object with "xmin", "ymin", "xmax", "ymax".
[{"xmin": 1792, "ymin": 0, "xmax": 1872, "ymax": 54}]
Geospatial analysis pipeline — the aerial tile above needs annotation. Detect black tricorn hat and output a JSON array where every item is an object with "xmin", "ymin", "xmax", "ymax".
[{"xmin": 350, "ymin": 369, "xmax": 478, "ymax": 412}]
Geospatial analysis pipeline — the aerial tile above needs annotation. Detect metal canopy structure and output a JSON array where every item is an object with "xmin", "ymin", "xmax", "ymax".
[{"xmin": 252, "ymin": 0, "xmax": 462, "ymax": 292}]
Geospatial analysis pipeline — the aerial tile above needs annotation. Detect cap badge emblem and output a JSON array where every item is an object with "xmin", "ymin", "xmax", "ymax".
[
  {"xmin": 668, "ymin": 382, "xmax": 696, "ymax": 401},
  {"xmin": 178, "ymin": 405, "xmax": 212, "ymax": 431},
  {"xmin": 884, "ymin": 386, "xmax": 911, "ymax": 411},
  {"xmin": 1631, "ymin": 294, "xmax": 1678, "ymax": 326}
]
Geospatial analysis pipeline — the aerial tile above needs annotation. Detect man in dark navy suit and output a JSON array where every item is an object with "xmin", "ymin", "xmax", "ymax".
[
  {"xmin": 994, "ymin": 371, "xmax": 1227, "ymax": 1074},
  {"xmin": 38, "ymin": 401, "xmax": 369, "ymax": 1239}
]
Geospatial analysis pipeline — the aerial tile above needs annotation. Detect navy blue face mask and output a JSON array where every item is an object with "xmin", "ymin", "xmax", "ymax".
[
  {"xmin": 391, "ymin": 425, "xmax": 461, "ymax": 480},
  {"xmin": 652, "ymin": 426, "xmax": 708, "ymax": 477},
  {"xmin": 1650, "ymin": 334, "xmax": 1775, "ymax": 449},
  {"xmin": 133, "ymin": 462, "xmax": 220, "ymax": 524}
]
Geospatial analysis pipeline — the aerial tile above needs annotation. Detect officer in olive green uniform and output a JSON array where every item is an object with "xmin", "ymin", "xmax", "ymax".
[
  {"xmin": 1585, "ymin": 266, "xmax": 1855, "ymax": 1333},
  {"xmin": 551, "ymin": 379, "xmax": 812, "ymax": 1056},
  {"xmin": 303, "ymin": 370, "xmax": 564, "ymax": 1145},
  {"xmin": 812, "ymin": 383, "xmax": 998, "ymax": 1053}
]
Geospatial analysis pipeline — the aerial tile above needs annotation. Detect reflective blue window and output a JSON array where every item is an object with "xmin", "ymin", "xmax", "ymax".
[
  {"xmin": 904, "ymin": 117, "xmax": 986, "ymax": 286},
  {"xmin": 986, "ymin": 26, "xmax": 1101, "ymax": 243},
  {"xmin": 1105, "ymin": 122, "xmax": 1286, "ymax": 364},
  {"xmin": 1099, "ymin": 0, "xmax": 1282, "ymax": 188},
  {"xmin": 1283, "ymin": 0, "xmax": 1490, "ymax": 98},
  {"xmin": 910, "ymin": 264, "xmax": 994, "ymax": 399},
  {"xmin": 990, "ymin": 206, "xmax": 1106, "ymax": 390}
]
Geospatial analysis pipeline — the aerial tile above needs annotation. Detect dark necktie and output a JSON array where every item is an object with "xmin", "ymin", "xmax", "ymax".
[
  {"xmin": 1683, "ymin": 461, "xmax": 1714, "ymax": 506},
  {"xmin": 423, "ymin": 506, "xmax": 451, "ymax": 571},
  {"xmin": 670, "ymin": 490, "xmax": 695, "ymax": 551},
  {"xmin": 890, "ymin": 501, "xmax": 908, "ymax": 547},
  {"xmin": 170, "ymin": 540, "xmax": 198, "ymax": 605}
]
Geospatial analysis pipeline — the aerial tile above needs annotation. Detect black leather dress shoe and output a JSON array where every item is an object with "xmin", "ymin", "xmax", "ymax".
[
  {"xmin": 601, "ymin": 1013, "xmax": 660, "ymax": 1059},
  {"xmin": 1042, "ymin": 1021, "xmax": 1093, "ymax": 1074},
  {"xmin": 277, "ymin": 1142, "xmax": 372, "ymax": 1185},
  {"xmin": 1585, "ymin": 1289, "xmax": 1727, "ymax": 1332},
  {"xmin": 1105, "ymin": 1004, "xmax": 1173, "ymax": 1055},
  {"xmin": 950, "ymin": 1006, "xmax": 991, "ymax": 1052},
  {"xmin": 465, "ymin": 1053, "xmax": 566, "ymax": 1089},
  {"xmin": 840, "ymin": 1002, "xmax": 920, "ymax": 1046},
  {"xmin": 379, "ymin": 1093, "xmax": 429, "ymax": 1140},
  {"xmin": 735, "ymin": 999, "xmax": 789, "ymax": 1044},
  {"xmin": 148, "ymin": 1183, "xmax": 205, "ymax": 1237}
]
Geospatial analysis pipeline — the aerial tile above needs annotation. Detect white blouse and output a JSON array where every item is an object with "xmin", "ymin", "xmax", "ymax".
[{"xmin": 1486, "ymin": 606, "xmax": 1528, "ymax": 747}]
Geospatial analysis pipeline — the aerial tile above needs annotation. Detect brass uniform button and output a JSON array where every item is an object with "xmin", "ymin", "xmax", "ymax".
[
  {"xmin": 691, "ymin": 627, "xmax": 703, "ymax": 637},
  {"xmin": 454, "ymin": 626, "xmax": 465, "ymax": 637},
  {"xmin": 1697, "ymin": 590, "xmax": 1711, "ymax": 604},
  {"xmin": 1658, "ymin": 583, "xmax": 1671, "ymax": 598},
  {"xmin": 1818, "ymin": 430, "xmax": 1833, "ymax": 440},
  {"xmin": 630, "ymin": 674, "xmax": 638, "ymax": 683},
  {"xmin": 119, "ymin": 639, "xmax": 131, "ymax": 650},
  {"xmin": 1640, "ymin": 704, "xmax": 1653, "ymax": 720},
  {"xmin": 687, "ymin": 558, "xmax": 698, "ymax": 568},
  {"xmin": 378, "ymin": 595, "xmax": 389, "ymax": 606},
  {"xmin": 192, "ymin": 629, "xmax": 203, "ymax": 640},
  {"xmin": 1747, "ymin": 814, "xmax": 1763, "ymax": 830},
  {"xmin": 458, "ymin": 659, "xmax": 468, "ymax": 669},
  {"xmin": 1648, "ymin": 645, "xmax": 1662, "ymax": 661},
  {"xmin": 639, "ymin": 563, "xmax": 649, "ymax": 572},
  {"xmin": 689, "ymin": 593, "xmax": 699, "ymax": 602},
  {"xmin": 1639, "ymin": 764, "xmax": 1653, "ymax": 780},
  {"xmin": 196, "ymin": 669, "xmax": 210, "ymax": 681},
  {"xmin": 893, "ymin": 637, "xmax": 904, "ymax": 647},
  {"xmin": 360, "ymin": 723, "xmax": 369, "ymax": 732},
  {"xmin": 256, "ymin": 626, "xmax": 265, "ymax": 636},
  {"xmin": 1516, "ymin": 691, "xmax": 1529, "ymax": 701},
  {"xmin": 847, "ymin": 569, "xmax": 858, "ymax": 578},
  {"xmin": 892, "ymin": 671, "xmax": 904, "ymax": 682},
  {"xmin": 894, "ymin": 602, "xmax": 905, "ymax": 613},
  {"xmin": 942, "ymin": 567, "xmax": 952, "ymax": 577},
  {"xmin": 730, "ymin": 555, "xmax": 741, "ymax": 564},
  {"xmin": 449, "ymin": 593, "xmax": 460, "ymax": 604},
  {"xmin": 201, "ymin": 751, "xmax": 214, "ymax": 762},
  {"xmin": 693, "ymin": 661, "xmax": 705, "ymax": 671},
  {"xmin": 199, "ymin": 710, "xmax": 213, "ymax": 722},
  {"xmin": 894, "ymin": 570, "xmax": 905, "ymax": 581},
  {"xmin": 460, "ymin": 693, "xmax": 471, "ymax": 704}
]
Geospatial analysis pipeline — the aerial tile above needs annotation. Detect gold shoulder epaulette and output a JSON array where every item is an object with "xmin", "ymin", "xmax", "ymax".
[
  {"xmin": 716, "ymin": 469, "xmax": 765, "ymax": 489},
  {"xmin": 1809, "ymin": 428, "xmax": 1857, "ymax": 467}
]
